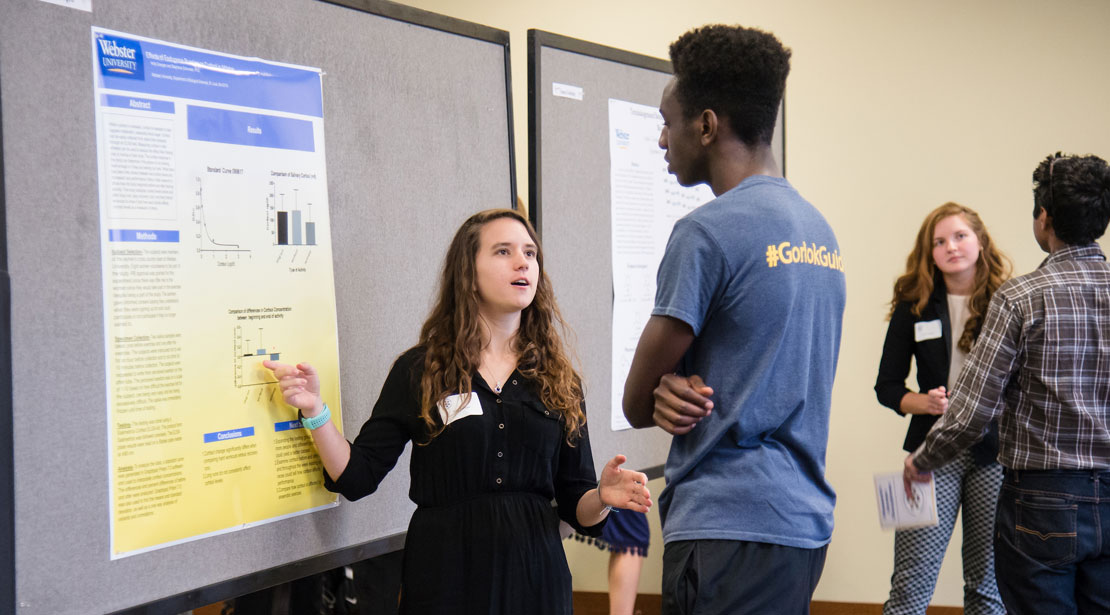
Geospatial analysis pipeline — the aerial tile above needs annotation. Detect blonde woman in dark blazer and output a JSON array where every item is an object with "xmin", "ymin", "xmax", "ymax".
[{"xmin": 875, "ymin": 202, "xmax": 1010, "ymax": 615}]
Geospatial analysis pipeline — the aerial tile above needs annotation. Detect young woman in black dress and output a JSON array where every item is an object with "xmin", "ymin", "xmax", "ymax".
[{"xmin": 266, "ymin": 208, "xmax": 651, "ymax": 614}]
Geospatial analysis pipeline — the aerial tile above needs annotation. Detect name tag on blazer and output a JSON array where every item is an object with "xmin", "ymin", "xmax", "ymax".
[
  {"xmin": 914, "ymin": 319, "xmax": 943, "ymax": 342},
  {"xmin": 438, "ymin": 392, "xmax": 483, "ymax": 426}
]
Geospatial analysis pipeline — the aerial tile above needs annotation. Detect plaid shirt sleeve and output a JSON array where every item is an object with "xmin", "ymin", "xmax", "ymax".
[{"xmin": 913, "ymin": 289, "xmax": 1022, "ymax": 471}]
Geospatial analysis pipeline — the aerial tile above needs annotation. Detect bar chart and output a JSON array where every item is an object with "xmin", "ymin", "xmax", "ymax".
[
  {"xmin": 268, "ymin": 181, "xmax": 317, "ymax": 247},
  {"xmin": 233, "ymin": 325, "xmax": 280, "ymax": 393}
]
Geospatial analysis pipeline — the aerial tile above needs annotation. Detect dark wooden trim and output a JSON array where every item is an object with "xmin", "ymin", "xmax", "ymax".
[
  {"xmin": 197, "ymin": 592, "xmax": 968, "ymax": 614},
  {"xmin": 572, "ymin": 591, "xmax": 661, "ymax": 615},
  {"xmin": 811, "ymin": 601, "xmax": 963, "ymax": 615},
  {"xmin": 570, "ymin": 596, "xmax": 964, "ymax": 615}
]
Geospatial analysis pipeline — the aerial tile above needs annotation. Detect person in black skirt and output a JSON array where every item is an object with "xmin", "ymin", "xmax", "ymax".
[{"xmin": 266, "ymin": 208, "xmax": 652, "ymax": 614}]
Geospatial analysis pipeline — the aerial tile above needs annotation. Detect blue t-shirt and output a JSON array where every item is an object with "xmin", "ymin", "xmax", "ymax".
[{"xmin": 654, "ymin": 175, "xmax": 845, "ymax": 549}]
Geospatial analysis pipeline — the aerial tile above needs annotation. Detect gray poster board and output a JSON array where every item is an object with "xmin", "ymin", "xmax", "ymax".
[
  {"xmin": 527, "ymin": 30, "xmax": 784, "ymax": 477},
  {"xmin": 0, "ymin": 0, "xmax": 515, "ymax": 612}
]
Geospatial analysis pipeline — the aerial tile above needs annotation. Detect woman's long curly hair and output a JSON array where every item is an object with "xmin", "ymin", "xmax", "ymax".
[
  {"xmin": 416, "ymin": 208, "xmax": 584, "ymax": 444},
  {"xmin": 888, "ymin": 202, "xmax": 1011, "ymax": 353}
]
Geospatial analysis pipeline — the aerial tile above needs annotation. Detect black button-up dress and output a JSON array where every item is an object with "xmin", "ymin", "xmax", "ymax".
[{"xmin": 324, "ymin": 347, "xmax": 604, "ymax": 614}]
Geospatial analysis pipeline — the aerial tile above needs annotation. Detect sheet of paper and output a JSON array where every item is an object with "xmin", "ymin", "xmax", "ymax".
[
  {"xmin": 40, "ymin": 0, "xmax": 92, "ymax": 11},
  {"xmin": 608, "ymin": 98, "xmax": 713, "ymax": 431},
  {"xmin": 874, "ymin": 472, "xmax": 939, "ymax": 530},
  {"xmin": 92, "ymin": 28, "xmax": 341, "ymax": 558}
]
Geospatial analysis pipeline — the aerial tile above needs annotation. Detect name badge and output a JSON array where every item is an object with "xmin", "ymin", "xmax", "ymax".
[
  {"xmin": 437, "ymin": 392, "xmax": 483, "ymax": 426},
  {"xmin": 914, "ymin": 319, "xmax": 943, "ymax": 342}
]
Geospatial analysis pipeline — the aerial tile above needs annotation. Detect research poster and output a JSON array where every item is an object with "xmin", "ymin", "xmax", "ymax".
[
  {"xmin": 608, "ymin": 98, "xmax": 714, "ymax": 431},
  {"xmin": 92, "ymin": 28, "xmax": 341, "ymax": 558}
]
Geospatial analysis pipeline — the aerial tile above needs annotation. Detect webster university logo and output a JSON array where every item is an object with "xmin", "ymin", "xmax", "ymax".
[{"xmin": 97, "ymin": 34, "xmax": 144, "ymax": 80}]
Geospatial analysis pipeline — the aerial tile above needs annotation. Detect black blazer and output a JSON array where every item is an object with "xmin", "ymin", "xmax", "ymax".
[{"xmin": 874, "ymin": 276, "xmax": 998, "ymax": 465}]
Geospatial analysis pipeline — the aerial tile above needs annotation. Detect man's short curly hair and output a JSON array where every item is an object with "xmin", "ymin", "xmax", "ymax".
[
  {"xmin": 669, "ymin": 25, "xmax": 790, "ymax": 147},
  {"xmin": 1032, "ymin": 153, "xmax": 1110, "ymax": 245}
]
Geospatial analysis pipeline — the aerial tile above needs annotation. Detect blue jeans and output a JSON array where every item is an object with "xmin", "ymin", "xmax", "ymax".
[{"xmin": 994, "ymin": 469, "xmax": 1110, "ymax": 614}]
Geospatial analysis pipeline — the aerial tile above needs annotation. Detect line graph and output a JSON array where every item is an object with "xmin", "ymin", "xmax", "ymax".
[{"xmin": 192, "ymin": 175, "xmax": 251, "ymax": 260}]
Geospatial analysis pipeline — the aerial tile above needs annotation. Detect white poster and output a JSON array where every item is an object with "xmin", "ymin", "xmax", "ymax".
[
  {"xmin": 92, "ymin": 28, "xmax": 342, "ymax": 558},
  {"xmin": 608, "ymin": 98, "xmax": 714, "ymax": 431}
]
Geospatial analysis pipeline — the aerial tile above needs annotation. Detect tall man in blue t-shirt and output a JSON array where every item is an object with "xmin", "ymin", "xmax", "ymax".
[{"xmin": 623, "ymin": 25, "xmax": 846, "ymax": 614}]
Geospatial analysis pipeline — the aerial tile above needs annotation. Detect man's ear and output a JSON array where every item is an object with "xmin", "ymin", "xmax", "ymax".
[
  {"xmin": 699, "ymin": 109, "xmax": 718, "ymax": 146},
  {"xmin": 1036, "ymin": 207, "xmax": 1055, "ymax": 232}
]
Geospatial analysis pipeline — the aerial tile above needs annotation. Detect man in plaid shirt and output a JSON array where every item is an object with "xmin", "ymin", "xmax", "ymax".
[{"xmin": 905, "ymin": 152, "xmax": 1110, "ymax": 614}]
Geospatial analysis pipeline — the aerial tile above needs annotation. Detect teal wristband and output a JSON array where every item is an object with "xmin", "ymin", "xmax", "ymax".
[{"xmin": 299, "ymin": 403, "xmax": 331, "ymax": 431}]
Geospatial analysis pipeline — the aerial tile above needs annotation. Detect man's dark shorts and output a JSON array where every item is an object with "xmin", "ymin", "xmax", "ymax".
[{"xmin": 662, "ymin": 539, "xmax": 827, "ymax": 615}]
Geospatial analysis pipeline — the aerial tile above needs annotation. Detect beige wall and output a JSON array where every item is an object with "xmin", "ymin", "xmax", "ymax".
[{"xmin": 400, "ymin": 0, "xmax": 1110, "ymax": 605}]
